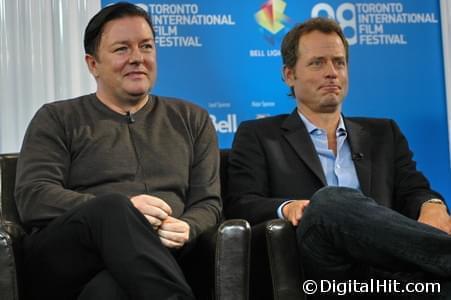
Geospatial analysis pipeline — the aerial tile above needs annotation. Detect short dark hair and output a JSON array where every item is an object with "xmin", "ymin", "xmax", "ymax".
[
  {"xmin": 281, "ymin": 17, "xmax": 348, "ymax": 97},
  {"xmin": 281, "ymin": 17, "xmax": 348, "ymax": 69},
  {"xmin": 84, "ymin": 2, "xmax": 155, "ymax": 58}
]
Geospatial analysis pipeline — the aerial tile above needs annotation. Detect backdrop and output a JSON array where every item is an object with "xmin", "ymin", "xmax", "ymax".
[{"xmin": 104, "ymin": 0, "xmax": 449, "ymax": 201}]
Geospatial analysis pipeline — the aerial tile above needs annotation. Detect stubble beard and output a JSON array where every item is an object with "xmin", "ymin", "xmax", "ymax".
[{"xmin": 316, "ymin": 94, "xmax": 343, "ymax": 114}]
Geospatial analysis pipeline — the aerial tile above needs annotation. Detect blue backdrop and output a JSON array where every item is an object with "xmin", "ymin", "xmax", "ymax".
[{"xmin": 103, "ymin": 0, "xmax": 450, "ymax": 203}]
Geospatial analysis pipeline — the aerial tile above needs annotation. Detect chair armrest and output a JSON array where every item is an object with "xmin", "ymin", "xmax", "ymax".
[
  {"xmin": 181, "ymin": 219, "xmax": 250, "ymax": 300},
  {"xmin": 215, "ymin": 219, "xmax": 250, "ymax": 300},
  {"xmin": 0, "ymin": 227, "xmax": 19, "ymax": 300},
  {"xmin": 266, "ymin": 219, "xmax": 304, "ymax": 300}
]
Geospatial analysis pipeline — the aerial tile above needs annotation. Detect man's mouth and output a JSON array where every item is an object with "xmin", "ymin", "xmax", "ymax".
[
  {"xmin": 319, "ymin": 85, "xmax": 340, "ymax": 92},
  {"xmin": 125, "ymin": 71, "xmax": 147, "ymax": 78}
]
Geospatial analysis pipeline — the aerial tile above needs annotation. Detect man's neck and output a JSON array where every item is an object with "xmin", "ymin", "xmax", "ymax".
[
  {"xmin": 298, "ymin": 107, "xmax": 341, "ymax": 134},
  {"xmin": 96, "ymin": 92, "xmax": 149, "ymax": 115},
  {"xmin": 298, "ymin": 107, "xmax": 342, "ymax": 155}
]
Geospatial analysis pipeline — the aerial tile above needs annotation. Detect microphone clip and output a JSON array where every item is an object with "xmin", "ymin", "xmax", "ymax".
[
  {"xmin": 126, "ymin": 111, "xmax": 135, "ymax": 124},
  {"xmin": 352, "ymin": 152, "xmax": 364, "ymax": 161}
]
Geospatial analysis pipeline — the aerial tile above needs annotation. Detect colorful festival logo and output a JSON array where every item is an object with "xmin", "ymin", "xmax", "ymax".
[{"xmin": 255, "ymin": 0, "xmax": 291, "ymax": 45}]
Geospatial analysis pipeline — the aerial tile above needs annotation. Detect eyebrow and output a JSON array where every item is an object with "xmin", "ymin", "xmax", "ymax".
[
  {"xmin": 309, "ymin": 55, "xmax": 345, "ymax": 60},
  {"xmin": 111, "ymin": 38, "xmax": 155, "ymax": 45}
]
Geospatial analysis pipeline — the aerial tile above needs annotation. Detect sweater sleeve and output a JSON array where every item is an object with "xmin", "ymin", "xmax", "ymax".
[
  {"xmin": 179, "ymin": 112, "xmax": 222, "ymax": 241},
  {"xmin": 15, "ymin": 105, "xmax": 95, "ymax": 229}
]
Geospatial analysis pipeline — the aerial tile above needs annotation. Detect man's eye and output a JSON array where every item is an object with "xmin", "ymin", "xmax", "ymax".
[
  {"xmin": 310, "ymin": 60, "xmax": 322, "ymax": 66},
  {"xmin": 141, "ymin": 44, "xmax": 154, "ymax": 50},
  {"xmin": 114, "ymin": 47, "xmax": 127, "ymax": 52},
  {"xmin": 335, "ymin": 60, "xmax": 346, "ymax": 68}
]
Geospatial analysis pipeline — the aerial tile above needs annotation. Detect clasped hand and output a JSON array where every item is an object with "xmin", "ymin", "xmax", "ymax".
[{"xmin": 130, "ymin": 194, "xmax": 190, "ymax": 248}]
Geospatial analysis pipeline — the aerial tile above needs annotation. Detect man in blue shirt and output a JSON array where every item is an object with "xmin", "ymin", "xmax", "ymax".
[{"xmin": 226, "ymin": 17, "xmax": 450, "ymax": 298}]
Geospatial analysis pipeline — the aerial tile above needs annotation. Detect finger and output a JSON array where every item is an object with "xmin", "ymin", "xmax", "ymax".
[
  {"xmin": 143, "ymin": 204, "xmax": 169, "ymax": 220},
  {"xmin": 130, "ymin": 197, "xmax": 167, "ymax": 219},
  {"xmin": 144, "ymin": 215, "xmax": 162, "ymax": 228},
  {"xmin": 289, "ymin": 214, "xmax": 299, "ymax": 226},
  {"xmin": 159, "ymin": 236, "xmax": 183, "ymax": 249},
  {"xmin": 284, "ymin": 204, "xmax": 299, "ymax": 226},
  {"xmin": 160, "ymin": 221, "xmax": 188, "ymax": 233},
  {"xmin": 158, "ymin": 229, "xmax": 188, "ymax": 243},
  {"xmin": 146, "ymin": 196, "xmax": 172, "ymax": 215},
  {"xmin": 295, "ymin": 206, "xmax": 303, "ymax": 220},
  {"xmin": 131, "ymin": 195, "xmax": 172, "ymax": 216},
  {"xmin": 160, "ymin": 216, "xmax": 189, "ymax": 229}
]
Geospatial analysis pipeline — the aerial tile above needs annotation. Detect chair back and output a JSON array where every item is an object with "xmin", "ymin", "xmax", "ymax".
[
  {"xmin": 0, "ymin": 154, "xmax": 24, "ymax": 238},
  {"xmin": 220, "ymin": 149, "xmax": 230, "ymax": 200}
]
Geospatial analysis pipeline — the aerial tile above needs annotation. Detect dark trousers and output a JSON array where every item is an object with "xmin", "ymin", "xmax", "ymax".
[
  {"xmin": 23, "ymin": 193, "xmax": 195, "ymax": 300},
  {"xmin": 297, "ymin": 187, "xmax": 451, "ymax": 299}
]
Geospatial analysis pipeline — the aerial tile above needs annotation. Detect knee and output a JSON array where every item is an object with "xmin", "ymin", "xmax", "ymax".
[
  {"xmin": 303, "ymin": 187, "xmax": 367, "ymax": 224},
  {"xmin": 85, "ymin": 193, "xmax": 133, "ymax": 218},
  {"xmin": 313, "ymin": 185, "xmax": 369, "ymax": 207},
  {"xmin": 307, "ymin": 186, "xmax": 349, "ymax": 214},
  {"xmin": 313, "ymin": 186, "xmax": 363, "ymax": 204},
  {"xmin": 78, "ymin": 193, "xmax": 152, "ymax": 235}
]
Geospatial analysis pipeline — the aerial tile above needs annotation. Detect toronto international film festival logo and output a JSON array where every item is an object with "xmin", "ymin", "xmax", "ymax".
[{"xmin": 255, "ymin": 0, "xmax": 292, "ymax": 45}]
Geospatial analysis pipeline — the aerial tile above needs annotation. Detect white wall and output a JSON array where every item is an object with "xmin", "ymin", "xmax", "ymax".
[{"xmin": 0, "ymin": 0, "xmax": 100, "ymax": 153}]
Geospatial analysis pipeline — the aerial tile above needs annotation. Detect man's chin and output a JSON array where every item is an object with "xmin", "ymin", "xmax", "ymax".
[
  {"xmin": 128, "ymin": 91, "xmax": 148, "ymax": 98},
  {"xmin": 125, "ymin": 89, "xmax": 150, "ymax": 99},
  {"xmin": 117, "ymin": 91, "xmax": 149, "ymax": 107},
  {"xmin": 318, "ymin": 102, "xmax": 341, "ymax": 113},
  {"xmin": 123, "ymin": 83, "xmax": 152, "ymax": 98},
  {"xmin": 319, "ymin": 97, "xmax": 343, "ymax": 112}
]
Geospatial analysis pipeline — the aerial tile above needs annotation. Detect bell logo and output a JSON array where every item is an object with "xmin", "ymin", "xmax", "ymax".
[{"xmin": 210, "ymin": 114, "xmax": 237, "ymax": 133}]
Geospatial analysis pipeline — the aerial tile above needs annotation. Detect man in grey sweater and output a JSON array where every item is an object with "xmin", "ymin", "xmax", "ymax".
[{"xmin": 15, "ymin": 3, "xmax": 221, "ymax": 300}]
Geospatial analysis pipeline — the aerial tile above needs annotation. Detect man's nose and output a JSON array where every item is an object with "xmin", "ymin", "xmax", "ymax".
[
  {"xmin": 324, "ymin": 61, "xmax": 338, "ymax": 78},
  {"xmin": 129, "ymin": 48, "xmax": 144, "ymax": 64}
]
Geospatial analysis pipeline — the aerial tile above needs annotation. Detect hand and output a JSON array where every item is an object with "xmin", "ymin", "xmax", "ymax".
[
  {"xmin": 418, "ymin": 201, "xmax": 451, "ymax": 234},
  {"xmin": 158, "ymin": 216, "xmax": 190, "ymax": 249},
  {"xmin": 130, "ymin": 194, "xmax": 172, "ymax": 229},
  {"xmin": 282, "ymin": 200, "xmax": 310, "ymax": 226}
]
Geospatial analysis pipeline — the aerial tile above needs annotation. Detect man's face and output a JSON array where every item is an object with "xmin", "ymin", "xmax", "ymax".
[
  {"xmin": 86, "ymin": 16, "xmax": 156, "ymax": 104},
  {"xmin": 284, "ymin": 30, "xmax": 348, "ymax": 115}
]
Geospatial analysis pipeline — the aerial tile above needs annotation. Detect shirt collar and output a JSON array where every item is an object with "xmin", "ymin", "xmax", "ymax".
[{"xmin": 297, "ymin": 111, "xmax": 347, "ymax": 136}]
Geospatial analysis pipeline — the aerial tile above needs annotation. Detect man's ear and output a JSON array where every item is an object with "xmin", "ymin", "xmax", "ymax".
[
  {"xmin": 283, "ymin": 65, "xmax": 295, "ymax": 87},
  {"xmin": 85, "ymin": 54, "xmax": 99, "ymax": 77}
]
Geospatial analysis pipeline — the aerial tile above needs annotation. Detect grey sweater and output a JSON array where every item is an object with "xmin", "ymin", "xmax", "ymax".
[{"xmin": 15, "ymin": 94, "xmax": 221, "ymax": 240}]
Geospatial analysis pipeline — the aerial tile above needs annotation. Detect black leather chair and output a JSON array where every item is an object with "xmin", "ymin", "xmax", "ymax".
[
  {"xmin": 265, "ymin": 219, "xmax": 304, "ymax": 300},
  {"xmin": 220, "ymin": 149, "xmax": 304, "ymax": 300},
  {"xmin": 0, "ymin": 152, "xmax": 251, "ymax": 300}
]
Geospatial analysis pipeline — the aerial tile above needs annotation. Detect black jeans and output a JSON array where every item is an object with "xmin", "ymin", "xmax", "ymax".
[
  {"xmin": 23, "ymin": 193, "xmax": 195, "ymax": 300},
  {"xmin": 297, "ymin": 187, "xmax": 451, "ymax": 299}
]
